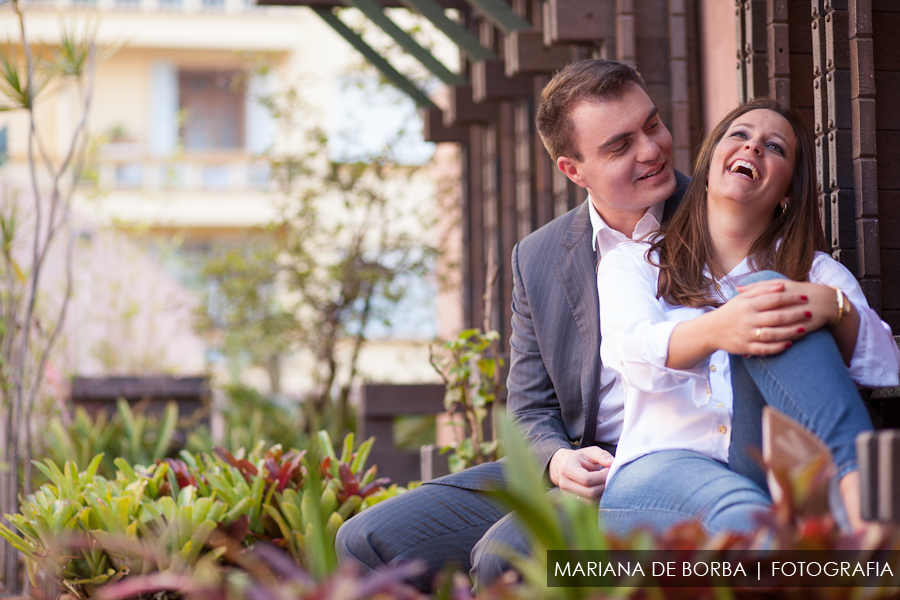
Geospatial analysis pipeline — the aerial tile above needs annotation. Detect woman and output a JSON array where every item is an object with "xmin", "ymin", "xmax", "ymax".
[{"xmin": 596, "ymin": 98, "xmax": 899, "ymax": 536}]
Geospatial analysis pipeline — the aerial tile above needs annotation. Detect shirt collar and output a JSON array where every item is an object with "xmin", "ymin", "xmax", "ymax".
[{"xmin": 588, "ymin": 195, "xmax": 664, "ymax": 258}]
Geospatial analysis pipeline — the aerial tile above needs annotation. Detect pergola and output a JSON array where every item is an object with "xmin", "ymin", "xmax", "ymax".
[{"xmin": 258, "ymin": 0, "xmax": 900, "ymax": 352}]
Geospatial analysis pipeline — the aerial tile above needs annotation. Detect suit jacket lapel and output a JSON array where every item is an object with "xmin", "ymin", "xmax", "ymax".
[
  {"xmin": 556, "ymin": 172, "xmax": 690, "ymax": 449},
  {"xmin": 557, "ymin": 200, "xmax": 601, "ymax": 447}
]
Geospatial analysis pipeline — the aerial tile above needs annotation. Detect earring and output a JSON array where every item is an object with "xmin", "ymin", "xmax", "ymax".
[{"xmin": 779, "ymin": 201, "xmax": 789, "ymax": 216}]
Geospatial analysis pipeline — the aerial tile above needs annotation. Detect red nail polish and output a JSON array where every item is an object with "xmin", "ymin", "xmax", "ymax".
[
  {"xmin": 805, "ymin": 311, "xmax": 812, "ymax": 318},
  {"xmin": 801, "ymin": 295, "xmax": 808, "ymax": 301},
  {"xmin": 785, "ymin": 342, "xmax": 792, "ymax": 348},
  {"xmin": 798, "ymin": 327, "xmax": 805, "ymax": 333}
]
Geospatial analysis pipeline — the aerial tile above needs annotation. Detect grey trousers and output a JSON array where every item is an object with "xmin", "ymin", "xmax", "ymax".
[{"xmin": 334, "ymin": 461, "xmax": 528, "ymax": 592}]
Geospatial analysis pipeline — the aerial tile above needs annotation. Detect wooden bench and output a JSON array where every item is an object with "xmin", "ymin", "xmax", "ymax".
[
  {"xmin": 358, "ymin": 383, "xmax": 448, "ymax": 485},
  {"xmin": 858, "ymin": 335, "xmax": 900, "ymax": 523},
  {"xmin": 71, "ymin": 375, "xmax": 210, "ymax": 424}
]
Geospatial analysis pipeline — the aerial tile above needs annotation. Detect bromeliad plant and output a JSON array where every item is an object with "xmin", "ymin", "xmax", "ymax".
[
  {"xmin": 43, "ymin": 399, "xmax": 181, "ymax": 479},
  {"xmin": 0, "ymin": 430, "xmax": 399, "ymax": 598},
  {"xmin": 0, "ymin": 455, "xmax": 227, "ymax": 597},
  {"xmin": 430, "ymin": 329, "xmax": 504, "ymax": 472}
]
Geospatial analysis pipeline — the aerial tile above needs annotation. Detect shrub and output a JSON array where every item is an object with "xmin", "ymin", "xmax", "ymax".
[{"xmin": 0, "ymin": 431, "xmax": 398, "ymax": 598}]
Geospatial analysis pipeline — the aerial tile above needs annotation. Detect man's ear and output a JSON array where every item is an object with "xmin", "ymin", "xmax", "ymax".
[{"xmin": 557, "ymin": 156, "xmax": 586, "ymax": 188}]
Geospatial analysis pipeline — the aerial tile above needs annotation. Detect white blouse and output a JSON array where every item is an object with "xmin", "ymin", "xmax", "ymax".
[{"xmin": 597, "ymin": 241, "xmax": 900, "ymax": 482}]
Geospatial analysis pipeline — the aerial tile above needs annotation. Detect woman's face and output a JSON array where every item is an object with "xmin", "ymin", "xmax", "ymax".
[{"xmin": 707, "ymin": 109, "xmax": 796, "ymax": 220}]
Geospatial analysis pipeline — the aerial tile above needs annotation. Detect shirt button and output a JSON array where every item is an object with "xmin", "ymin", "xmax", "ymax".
[
  {"xmin": 715, "ymin": 283, "xmax": 721, "ymax": 291},
  {"xmin": 709, "ymin": 365, "xmax": 716, "ymax": 372},
  {"xmin": 718, "ymin": 425, "xmax": 727, "ymax": 434},
  {"xmin": 706, "ymin": 386, "xmax": 711, "ymax": 395},
  {"xmin": 717, "ymin": 403, "xmax": 724, "ymax": 408}
]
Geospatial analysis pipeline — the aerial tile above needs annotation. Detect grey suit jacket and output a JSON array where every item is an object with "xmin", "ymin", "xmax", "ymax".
[{"xmin": 431, "ymin": 171, "xmax": 690, "ymax": 491}]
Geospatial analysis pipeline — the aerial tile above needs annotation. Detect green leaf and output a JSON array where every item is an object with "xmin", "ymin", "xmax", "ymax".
[
  {"xmin": 340, "ymin": 432, "xmax": 354, "ymax": 463},
  {"xmin": 317, "ymin": 430, "xmax": 338, "ymax": 461},
  {"xmin": 152, "ymin": 402, "xmax": 178, "ymax": 460},
  {"xmin": 113, "ymin": 457, "xmax": 135, "ymax": 482},
  {"xmin": 336, "ymin": 495, "xmax": 362, "ymax": 521},
  {"xmin": 0, "ymin": 523, "xmax": 37, "ymax": 559},
  {"xmin": 281, "ymin": 498, "xmax": 303, "ymax": 532},
  {"xmin": 222, "ymin": 496, "xmax": 252, "ymax": 522},
  {"xmin": 192, "ymin": 497, "xmax": 212, "ymax": 526},
  {"xmin": 351, "ymin": 437, "xmax": 374, "ymax": 475},
  {"xmin": 184, "ymin": 519, "xmax": 216, "ymax": 565},
  {"xmin": 84, "ymin": 453, "xmax": 105, "ymax": 481}
]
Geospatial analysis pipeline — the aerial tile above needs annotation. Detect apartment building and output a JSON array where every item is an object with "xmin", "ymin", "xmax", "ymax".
[{"xmin": 0, "ymin": 0, "xmax": 456, "ymax": 398}]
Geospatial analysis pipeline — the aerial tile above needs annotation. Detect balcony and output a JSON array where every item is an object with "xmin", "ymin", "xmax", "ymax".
[{"xmin": 18, "ymin": 0, "xmax": 256, "ymax": 13}]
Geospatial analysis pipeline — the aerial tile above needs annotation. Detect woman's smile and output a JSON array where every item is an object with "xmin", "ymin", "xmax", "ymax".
[{"xmin": 707, "ymin": 108, "xmax": 796, "ymax": 215}]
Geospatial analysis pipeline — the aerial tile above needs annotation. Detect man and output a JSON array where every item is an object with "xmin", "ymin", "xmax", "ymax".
[{"xmin": 336, "ymin": 59, "xmax": 689, "ymax": 590}]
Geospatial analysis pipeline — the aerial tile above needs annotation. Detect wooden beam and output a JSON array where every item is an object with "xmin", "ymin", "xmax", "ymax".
[
  {"xmin": 71, "ymin": 376, "xmax": 210, "ymax": 400},
  {"xmin": 461, "ymin": 0, "xmax": 531, "ymax": 34},
  {"xmin": 472, "ymin": 59, "xmax": 533, "ymax": 101},
  {"xmin": 258, "ymin": 0, "xmax": 467, "ymax": 9},
  {"xmin": 397, "ymin": 0, "xmax": 498, "ymax": 62},
  {"xmin": 765, "ymin": 0, "xmax": 790, "ymax": 103},
  {"xmin": 359, "ymin": 383, "xmax": 446, "ymax": 416},
  {"xmin": 313, "ymin": 8, "xmax": 439, "ymax": 109},
  {"xmin": 745, "ymin": 0, "xmax": 768, "ymax": 98},
  {"xmin": 339, "ymin": 0, "xmax": 466, "ymax": 86},
  {"xmin": 668, "ymin": 0, "xmax": 690, "ymax": 174},
  {"xmin": 422, "ymin": 106, "xmax": 469, "ymax": 142},
  {"xmin": 543, "ymin": 0, "xmax": 614, "ymax": 45},
  {"xmin": 616, "ymin": 0, "xmax": 636, "ymax": 66},
  {"xmin": 446, "ymin": 84, "xmax": 501, "ymax": 125},
  {"xmin": 505, "ymin": 29, "xmax": 571, "ymax": 76}
]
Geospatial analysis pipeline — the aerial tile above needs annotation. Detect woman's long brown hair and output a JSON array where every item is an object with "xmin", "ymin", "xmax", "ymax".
[{"xmin": 649, "ymin": 97, "xmax": 827, "ymax": 308}]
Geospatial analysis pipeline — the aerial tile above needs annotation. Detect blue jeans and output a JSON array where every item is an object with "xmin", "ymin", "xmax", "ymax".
[{"xmin": 599, "ymin": 271, "xmax": 873, "ymax": 536}]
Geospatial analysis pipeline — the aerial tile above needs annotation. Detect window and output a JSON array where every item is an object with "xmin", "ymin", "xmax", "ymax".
[
  {"xmin": 115, "ymin": 163, "xmax": 143, "ymax": 188},
  {"xmin": 114, "ymin": 0, "xmax": 140, "ymax": 11},
  {"xmin": 178, "ymin": 71, "xmax": 244, "ymax": 150}
]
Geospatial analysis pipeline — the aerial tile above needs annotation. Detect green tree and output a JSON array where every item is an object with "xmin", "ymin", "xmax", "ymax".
[{"xmin": 197, "ymin": 83, "xmax": 439, "ymax": 436}]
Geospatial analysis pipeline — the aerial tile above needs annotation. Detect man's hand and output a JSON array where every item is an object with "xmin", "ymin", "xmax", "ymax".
[{"xmin": 548, "ymin": 447, "xmax": 614, "ymax": 501}]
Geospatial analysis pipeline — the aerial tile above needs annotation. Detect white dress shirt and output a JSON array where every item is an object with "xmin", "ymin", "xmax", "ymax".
[
  {"xmin": 588, "ymin": 198, "xmax": 664, "ymax": 444},
  {"xmin": 597, "ymin": 240, "xmax": 900, "ymax": 482}
]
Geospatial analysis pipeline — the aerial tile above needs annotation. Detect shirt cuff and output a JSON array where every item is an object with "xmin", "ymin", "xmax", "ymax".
[
  {"xmin": 848, "ymin": 305, "xmax": 900, "ymax": 387},
  {"xmin": 635, "ymin": 320, "xmax": 709, "ymax": 382}
]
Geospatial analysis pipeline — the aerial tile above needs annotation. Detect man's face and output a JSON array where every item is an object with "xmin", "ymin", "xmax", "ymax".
[{"xmin": 557, "ymin": 85, "xmax": 676, "ymax": 225}]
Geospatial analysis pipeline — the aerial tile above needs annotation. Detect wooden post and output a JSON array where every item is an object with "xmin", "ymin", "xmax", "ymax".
[
  {"xmin": 766, "ymin": 0, "xmax": 791, "ymax": 103},
  {"xmin": 872, "ymin": 0, "xmax": 900, "ymax": 331}
]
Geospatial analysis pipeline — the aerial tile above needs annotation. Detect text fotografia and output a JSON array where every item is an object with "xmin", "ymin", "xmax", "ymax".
[{"xmin": 546, "ymin": 550, "xmax": 900, "ymax": 588}]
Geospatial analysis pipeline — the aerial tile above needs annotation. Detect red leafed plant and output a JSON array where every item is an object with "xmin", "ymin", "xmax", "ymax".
[
  {"xmin": 264, "ymin": 446, "xmax": 306, "ymax": 492},
  {"xmin": 318, "ymin": 457, "xmax": 390, "ymax": 505},
  {"xmin": 214, "ymin": 445, "xmax": 306, "ymax": 492},
  {"xmin": 315, "ymin": 431, "xmax": 395, "ymax": 513}
]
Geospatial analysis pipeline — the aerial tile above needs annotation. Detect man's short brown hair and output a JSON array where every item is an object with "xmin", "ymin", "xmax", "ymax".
[{"xmin": 535, "ymin": 59, "xmax": 647, "ymax": 163}]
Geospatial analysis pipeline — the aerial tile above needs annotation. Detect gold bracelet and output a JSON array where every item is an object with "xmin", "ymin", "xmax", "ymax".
[{"xmin": 829, "ymin": 286, "xmax": 851, "ymax": 330}]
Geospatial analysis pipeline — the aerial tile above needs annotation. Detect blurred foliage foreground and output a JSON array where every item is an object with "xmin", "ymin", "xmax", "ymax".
[
  {"xmin": 2, "ymin": 429, "xmax": 405, "ymax": 599},
  {"xmin": 5, "ymin": 415, "xmax": 900, "ymax": 600}
]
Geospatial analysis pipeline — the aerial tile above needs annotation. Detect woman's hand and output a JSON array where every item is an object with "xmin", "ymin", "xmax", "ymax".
[
  {"xmin": 771, "ymin": 280, "xmax": 859, "ymax": 363},
  {"xmin": 666, "ymin": 280, "xmax": 812, "ymax": 369},
  {"xmin": 713, "ymin": 280, "xmax": 817, "ymax": 354},
  {"xmin": 753, "ymin": 280, "xmax": 833, "ymax": 332}
]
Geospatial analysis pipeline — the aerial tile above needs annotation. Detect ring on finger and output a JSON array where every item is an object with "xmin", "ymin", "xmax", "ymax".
[{"xmin": 755, "ymin": 327, "xmax": 762, "ymax": 340}]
